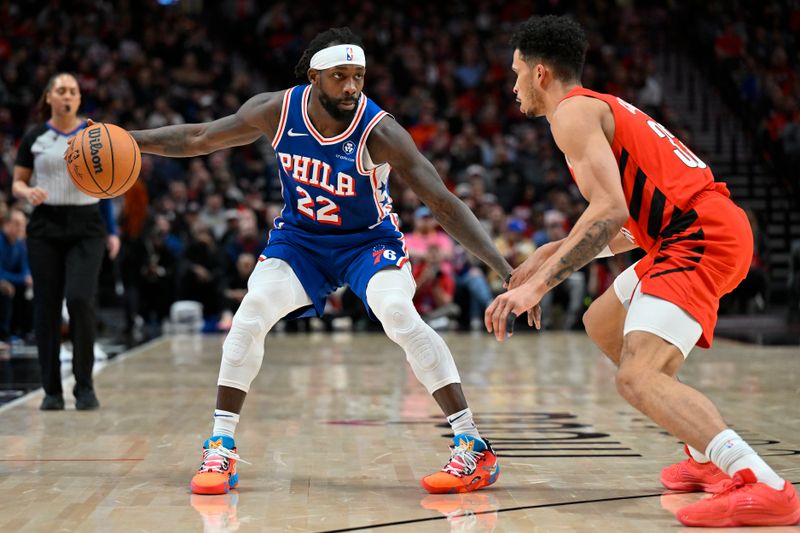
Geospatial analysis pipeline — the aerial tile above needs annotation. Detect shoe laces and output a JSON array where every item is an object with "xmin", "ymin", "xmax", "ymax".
[
  {"xmin": 198, "ymin": 445, "xmax": 248, "ymax": 474},
  {"xmin": 442, "ymin": 443, "xmax": 484, "ymax": 477},
  {"xmin": 710, "ymin": 474, "xmax": 751, "ymax": 499}
]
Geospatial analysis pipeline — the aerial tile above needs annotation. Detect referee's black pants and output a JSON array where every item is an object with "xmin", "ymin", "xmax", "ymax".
[{"xmin": 27, "ymin": 204, "xmax": 106, "ymax": 396}]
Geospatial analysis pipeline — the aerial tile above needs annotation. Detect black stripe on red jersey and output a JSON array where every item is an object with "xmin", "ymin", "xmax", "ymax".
[
  {"xmin": 647, "ymin": 188, "xmax": 667, "ymax": 240},
  {"xmin": 650, "ymin": 265, "xmax": 697, "ymax": 278},
  {"xmin": 661, "ymin": 227, "xmax": 705, "ymax": 247},
  {"xmin": 629, "ymin": 169, "xmax": 646, "ymax": 221},
  {"xmin": 669, "ymin": 206, "xmax": 683, "ymax": 226},
  {"xmin": 654, "ymin": 245, "xmax": 706, "ymax": 265},
  {"xmin": 619, "ymin": 148, "xmax": 629, "ymax": 179},
  {"xmin": 661, "ymin": 208, "xmax": 699, "ymax": 239}
]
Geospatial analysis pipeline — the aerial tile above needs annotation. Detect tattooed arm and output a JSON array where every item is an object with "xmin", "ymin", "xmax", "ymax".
[
  {"xmin": 485, "ymin": 96, "xmax": 629, "ymax": 339},
  {"xmin": 368, "ymin": 117, "xmax": 513, "ymax": 280},
  {"xmin": 129, "ymin": 92, "xmax": 283, "ymax": 157}
]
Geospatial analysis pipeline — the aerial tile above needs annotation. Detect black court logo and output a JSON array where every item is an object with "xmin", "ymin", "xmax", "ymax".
[
  {"xmin": 343, "ymin": 141, "xmax": 355, "ymax": 155},
  {"xmin": 439, "ymin": 412, "xmax": 641, "ymax": 458}
]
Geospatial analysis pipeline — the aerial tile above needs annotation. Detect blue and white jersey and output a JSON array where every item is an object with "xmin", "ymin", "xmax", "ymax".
[{"xmin": 270, "ymin": 84, "xmax": 395, "ymax": 233}]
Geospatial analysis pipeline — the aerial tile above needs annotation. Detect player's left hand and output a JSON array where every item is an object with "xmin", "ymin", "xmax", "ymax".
[
  {"xmin": 64, "ymin": 119, "xmax": 96, "ymax": 162},
  {"xmin": 485, "ymin": 283, "xmax": 544, "ymax": 342}
]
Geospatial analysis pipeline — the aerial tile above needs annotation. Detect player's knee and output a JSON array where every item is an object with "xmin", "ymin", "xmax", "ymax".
[
  {"xmin": 220, "ymin": 309, "xmax": 267, "ymax": 392},
  {"xmin": 622, "ymin": 331, "xmax": 683, "ymax": 376},
  {"xmin": 221, "ymin": 293, "xmax": 271, "ymax": 367},
  {"xmin": 371, "ymin": 293, "xmax": 417, "ymax": 339},
  {"xmin": 582, "ymin": 306, "xmax": 598, "ymax": 340}
]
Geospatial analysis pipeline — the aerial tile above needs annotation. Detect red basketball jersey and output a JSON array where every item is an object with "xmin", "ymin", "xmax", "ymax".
[{"xmin": 561, "ymin": 87, "xmax": 730, "ymax": 252}]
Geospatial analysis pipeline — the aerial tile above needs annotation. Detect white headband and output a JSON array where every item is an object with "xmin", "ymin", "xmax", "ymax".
[{"xmin": 309, "ymin": 44, "xmax": 366, "ymax": 70}]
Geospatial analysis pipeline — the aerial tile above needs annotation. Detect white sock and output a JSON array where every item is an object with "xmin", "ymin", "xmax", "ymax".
[
  {"xmin": 706, "ymin": 429, "xmax": 785, "ymax": 490},
  {"xmin": 212, "ymin": 409, "xmax": 240, "ymax": 439},
  {"xmin": 687, "ymin": 444, "xmax": 710, "ymax": 463},
  {"xmin": 447, "ymin": 408, "xmax": 481, "ymax": 439}
]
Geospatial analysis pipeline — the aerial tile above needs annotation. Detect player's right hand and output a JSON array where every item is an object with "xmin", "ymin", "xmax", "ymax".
[
  {"xmin": 507, "ymin": 241, "xmax": 559, "ymax": 290},
  {"xmin": 26, "ymin": 187, "xmax": 48, "ymax": 206}
]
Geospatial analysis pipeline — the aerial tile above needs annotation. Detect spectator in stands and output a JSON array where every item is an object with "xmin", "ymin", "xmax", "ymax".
[
  {"xmin": 178, "ymin": 223, "xmax": 224, "ymax": 327},
  {"xmin": 122, "ymin": 214, "xmax": 178, "ymax": 340},
  {"xmin": 536, "ymin": 210, "xmax": 586, "ymax": 329},
  {"xmin": 405, "ymin": 206, "xmax": 455, "ymax": 262},
  {"xmin": 222, "ymin": 208, "xmax": 267, "ymax": 269},
  {"xmin": 223, "ymin": 252, "xmax": 256, "ymax": 316},
  {"xmin": 0, "ymin": 208, "xmax": 31, "ymax": 342},
  {"xmin": 491, "ymin": 217, "xmax": 535, "ymax": 292},
  {"xmin": 412, "ymin": 244, "xmax": 459, "ymax": 330}
]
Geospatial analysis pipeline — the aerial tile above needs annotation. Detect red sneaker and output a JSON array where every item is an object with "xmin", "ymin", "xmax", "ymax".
[
  {"xmin": 660, "ymin": 445, "xmax": 730, "ymax": 493},
  {"xmin": 420, "ymin": 435, "xmax": 499, "ymax": 494},
  {"xmin": 676, "ymin": 468, "xmax": 800, "ymax": 527}
]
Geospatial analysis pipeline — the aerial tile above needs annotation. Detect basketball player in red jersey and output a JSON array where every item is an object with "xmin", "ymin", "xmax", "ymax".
[{"xmin": 486, "ymin": 15, "xmax": 799, "ymax": 527}]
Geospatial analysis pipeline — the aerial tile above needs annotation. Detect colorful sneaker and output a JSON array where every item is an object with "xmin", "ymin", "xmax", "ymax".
[
  {"xmin": 420, "ymin": 435, "xmax": 499, "ymax": 494},
  {"xmin": 190, "ymin": 436, "xmax": 240, "ymax": 495},
  {"xmin": 676, "ymin": 468, "xmax": 800, "ymax": 527},
  {"xmin": 660, "ymin": 445, "xmax": 730, "ymax": 493}
]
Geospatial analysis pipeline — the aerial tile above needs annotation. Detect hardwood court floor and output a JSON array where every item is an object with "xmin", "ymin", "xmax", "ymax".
[{"xmin": 0, "ymin": 332, "xmax": 798, "ymax": 532}]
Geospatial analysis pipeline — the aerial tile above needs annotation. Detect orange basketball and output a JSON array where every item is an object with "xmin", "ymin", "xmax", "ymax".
[{"xmin": 66, "ymin": 122, "xmax": 141, "ymax": 198}]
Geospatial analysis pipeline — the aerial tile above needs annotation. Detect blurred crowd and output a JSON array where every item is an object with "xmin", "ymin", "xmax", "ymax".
[
  {"xmin": 0, "ymin": 1, "xmax": 778, "ymax": 340},
  {"xmin": 683, "ymin": 1, "xmax": 800, "ymax": 188}
]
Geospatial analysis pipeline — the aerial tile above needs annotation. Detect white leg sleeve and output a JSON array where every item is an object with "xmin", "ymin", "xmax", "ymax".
[
  {"xmin": 218, "ymin": 258, "xmax": 312, "ymax": 392},
  {"xmin": 366, "ymin": 265, "xmax": 461, "ymax": 394}
]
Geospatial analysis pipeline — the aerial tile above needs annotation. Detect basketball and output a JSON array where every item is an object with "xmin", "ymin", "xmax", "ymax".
[{"xmin": 66, "ymin": 122, "xmax": 141, "ymax": 198}]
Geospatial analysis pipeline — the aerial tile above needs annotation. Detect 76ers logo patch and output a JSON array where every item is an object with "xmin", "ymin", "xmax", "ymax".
[
  {"xmin": 372, "ymin": 245, "xmax": 398, "ymax": 265},
  {"xmin": 343, "ymin": 141, "xmax": 356, "ymax": 155}
]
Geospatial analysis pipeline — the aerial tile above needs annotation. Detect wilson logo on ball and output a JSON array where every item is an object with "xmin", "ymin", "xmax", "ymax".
[{"xmin": 87, "ymin": 127, "xmax": 104, "ymax": 173}]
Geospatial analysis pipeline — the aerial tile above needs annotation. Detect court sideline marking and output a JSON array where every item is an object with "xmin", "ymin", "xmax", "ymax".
[{"xmin": 0, "ymin": 336, "xmax": 168, "ymax": 415}]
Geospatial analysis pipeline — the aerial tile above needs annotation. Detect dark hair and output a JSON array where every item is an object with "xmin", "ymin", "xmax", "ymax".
[
  {"xmin": 294, "ymin": 27, "xmax": 364, "ymax": 79},
  {"xmin": 35, "ymin": 72, "xmax": 78, "ymax": 122},
  {"xmin": 510, "ymin": 15, "xmax": 587, "ymax": 82}
]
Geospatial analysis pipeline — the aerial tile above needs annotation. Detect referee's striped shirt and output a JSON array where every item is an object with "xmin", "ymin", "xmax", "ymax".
[{"xmin": 15, "ymin": 121, "xmax": 99, "ymax": 206}]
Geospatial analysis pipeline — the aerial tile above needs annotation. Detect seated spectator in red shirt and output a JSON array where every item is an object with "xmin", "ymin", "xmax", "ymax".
[{"xmin": 412, "ymin": 244, "xmax": 458, "ymax": 330}]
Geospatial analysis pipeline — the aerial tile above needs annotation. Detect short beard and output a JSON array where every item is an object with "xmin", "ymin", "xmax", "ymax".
[{"xmin": 318, "ymin": 91, "xmax": 358, "ymax": 122}]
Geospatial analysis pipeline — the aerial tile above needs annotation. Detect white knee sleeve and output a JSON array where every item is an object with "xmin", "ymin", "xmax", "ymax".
[
  {"xmin": 366, "ymin": 266, "xmax": 461, "ymax": 393},
  {"xmin": 218, "ymin": 258, "xmax": 312, "ymax": 392}
]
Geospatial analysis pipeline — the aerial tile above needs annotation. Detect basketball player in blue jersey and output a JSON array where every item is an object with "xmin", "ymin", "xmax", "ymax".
[{"xmin": 125, "ymin": 28, "xmax": 514, "ymax": 496}]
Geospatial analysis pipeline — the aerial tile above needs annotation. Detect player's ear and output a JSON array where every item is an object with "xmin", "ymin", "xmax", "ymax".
[
  {"xmin": 535, "ymin": 64, "xmax": 547, "ymax": 88},
  {"xmin": 308, "ymin": 68, "xmax": 317, "ymax": 84}
]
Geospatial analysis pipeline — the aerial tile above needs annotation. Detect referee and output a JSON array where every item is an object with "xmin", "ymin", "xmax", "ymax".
[{"xmin": 12, "ymin": 73, "xmax": 119, "ymax": 411}]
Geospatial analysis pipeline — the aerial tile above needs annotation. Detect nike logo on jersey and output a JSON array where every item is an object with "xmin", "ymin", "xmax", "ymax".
[{"xmin": 287, "ymin": 128, "xmax": 308, "ymax": 137}]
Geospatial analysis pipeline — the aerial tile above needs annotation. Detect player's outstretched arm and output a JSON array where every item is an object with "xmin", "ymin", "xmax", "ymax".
[
  {"xmin": 484, "ymin": 98, "xmax": 629, "ymax": 340},
  {"xmin": 368, "ymin": 117, "xmax": 513, "ymax": 281},
  {"xmin": 129, "ymin": 92, "xmax": 282, "ymax": 157}
]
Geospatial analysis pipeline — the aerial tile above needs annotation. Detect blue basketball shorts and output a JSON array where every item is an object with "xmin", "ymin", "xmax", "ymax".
[{"xmin": 259, "ymin": 217, "xmax": 409, "ymax": 319}]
